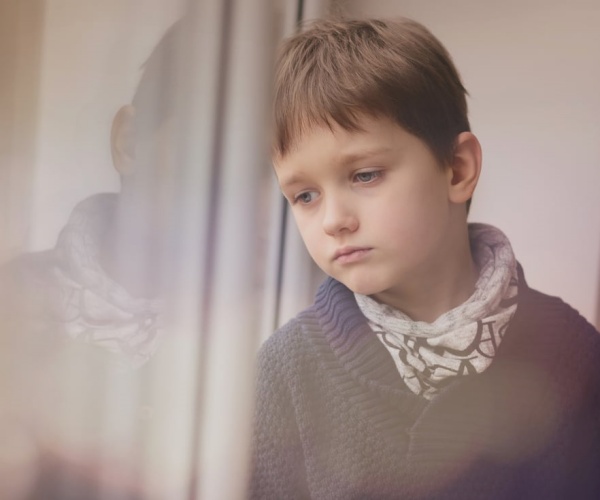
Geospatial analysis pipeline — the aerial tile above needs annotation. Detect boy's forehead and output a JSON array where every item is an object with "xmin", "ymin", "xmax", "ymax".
[{"xmin": 273, "ymin": 115, "xmax": 404, "ymax": 166}]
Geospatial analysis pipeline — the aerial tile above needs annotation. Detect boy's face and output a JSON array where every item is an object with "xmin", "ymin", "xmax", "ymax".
[{"xmin": 274, "ymin": 115, "xmax": 458, "ymax": 305}]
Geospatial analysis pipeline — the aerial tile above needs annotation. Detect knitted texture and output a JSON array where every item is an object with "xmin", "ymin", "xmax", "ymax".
[{"xmin": 249, "ymin": 268, "xmax": 600, "ymax": 499}]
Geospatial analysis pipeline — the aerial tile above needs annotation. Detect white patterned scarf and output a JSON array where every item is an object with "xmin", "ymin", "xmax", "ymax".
[
  {"xmin": 355, "ymin": 223, "xmax": 518, "ymax": 399},
  {"xmin": 49, "ymin": 194, "xmax": 163, "ymax": 369}
]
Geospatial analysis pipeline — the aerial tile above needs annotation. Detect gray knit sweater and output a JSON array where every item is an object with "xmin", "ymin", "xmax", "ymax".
[{"xmin": 249, "ymin": 268, "xmax": 600, "ymax": 499}]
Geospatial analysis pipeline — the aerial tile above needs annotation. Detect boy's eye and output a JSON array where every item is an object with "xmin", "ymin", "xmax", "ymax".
[
  {"xmin": 293, "ymin": 191, "xmax": 318, "ymax": 205},
  {"xmin": 354, "ymin": 171, "xmax": 381, "ymax": 183}
]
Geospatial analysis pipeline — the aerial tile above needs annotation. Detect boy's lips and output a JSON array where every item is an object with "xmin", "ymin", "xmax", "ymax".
[{"xmin": 333, "ymin": 246, "xmax": 372, "ymax": 264}]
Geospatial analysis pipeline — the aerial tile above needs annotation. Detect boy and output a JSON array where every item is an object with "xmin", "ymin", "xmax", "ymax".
[{"xmin": 250, "ymin": 18, "xmax": 600, "ymax": 499}]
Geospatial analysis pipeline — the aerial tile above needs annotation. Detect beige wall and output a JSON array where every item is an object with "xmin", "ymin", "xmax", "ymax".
[
  {"xmin": 0, "ymin": 1, "xmax": 44, "ymax": 263},
  {"xmin": 340, "ymin": 0, "xmax": 600, "ymax": 327}
]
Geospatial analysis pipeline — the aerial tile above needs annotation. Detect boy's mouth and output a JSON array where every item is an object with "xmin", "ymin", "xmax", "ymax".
[{"xmin": 333, "ymin": 246, "xmax": 372, "ymax": 264}]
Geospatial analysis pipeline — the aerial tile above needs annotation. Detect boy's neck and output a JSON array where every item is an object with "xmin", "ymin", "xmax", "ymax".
[{"xmin": 372, "ymin": 223, "xmax": 478, "ymax": 324}]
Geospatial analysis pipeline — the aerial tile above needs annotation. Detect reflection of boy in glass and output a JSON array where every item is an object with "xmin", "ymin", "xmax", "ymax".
[
  {"xmin": 1, "ymin": 22, "xmax": 181, "ymax": 370},
  {"xmin": 0, "ymin": 22, "xmax": 182, "ymax": 499}
]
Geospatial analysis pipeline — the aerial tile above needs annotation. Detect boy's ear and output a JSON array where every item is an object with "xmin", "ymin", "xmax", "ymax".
[
  {"xmin": 110, "ymin": 105, "xmax": 136, "ymax": 176},
  {"xmin": 446, "ymin": 132, "xmax": 482, "ymax": 205}
]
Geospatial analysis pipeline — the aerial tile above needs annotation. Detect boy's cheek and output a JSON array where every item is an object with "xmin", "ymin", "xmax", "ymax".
[{"xmin": 300, "ymin": 233, "xmax": 328, "ymax": 268}]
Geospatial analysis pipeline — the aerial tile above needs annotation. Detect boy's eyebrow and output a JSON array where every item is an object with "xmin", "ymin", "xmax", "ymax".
[
  {"xmin": 337, "ymin": 147, "xmax": 393, "ymax": 165},
  {"xmin": 278, "ymin": 174, "xmax": 304, "ymax": 189}
]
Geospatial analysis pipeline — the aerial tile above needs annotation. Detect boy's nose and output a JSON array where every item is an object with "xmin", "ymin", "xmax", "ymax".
[{"xmin": 322, "ymin": 195, "xmax": 358, "ymax": 235}]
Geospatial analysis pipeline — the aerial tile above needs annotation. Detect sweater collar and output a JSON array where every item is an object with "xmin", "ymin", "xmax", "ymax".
[
  {"xmin": 312, "ymin": 267, "xmax": 573, "ymax": 484},
  {"xmin": 312, "ymin": 277, "xmax": 419, "ymax": 398},
  {"xmin": 311, "ymin": 264, "xmax": 532, "ymax": 398}
]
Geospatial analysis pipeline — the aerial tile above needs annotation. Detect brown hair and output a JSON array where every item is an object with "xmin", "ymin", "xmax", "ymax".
[{"xmin": 273, "ymin": 18, "xmax": 470, "ymax": 165}]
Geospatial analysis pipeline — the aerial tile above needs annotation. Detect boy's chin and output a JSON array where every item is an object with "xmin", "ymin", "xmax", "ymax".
[{"xmin": 334, "ymin": 275, "xmax": 386, "ymax": 297}]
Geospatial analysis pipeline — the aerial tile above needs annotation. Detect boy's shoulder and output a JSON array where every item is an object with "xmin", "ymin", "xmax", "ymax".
[
  {"xmin": 508, "ymin": 271, "xmax": 600, "ymax": 389},
  {"xmin": 258, "ymin": 276, "xmax": 358, "ymax": 363},
  {"xmin": 258, "ymin": 307, "xmax": 318, "ymax": 367},
  {"xmin": 518, "ymin": 273, "xmax": 598, "ymax": 338}
]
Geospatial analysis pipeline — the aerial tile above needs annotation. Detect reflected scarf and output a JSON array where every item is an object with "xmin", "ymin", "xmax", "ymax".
[
  {"xmin": 49, "ymin": 194, "xmax": 163, "ymax": 369},
  {"xmin": 355, "ymin": 223, "xmax": 518, "ymax": 399}
]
